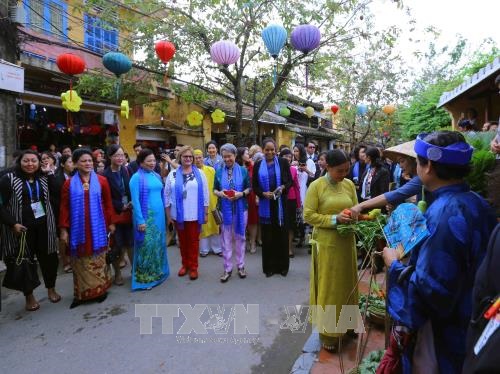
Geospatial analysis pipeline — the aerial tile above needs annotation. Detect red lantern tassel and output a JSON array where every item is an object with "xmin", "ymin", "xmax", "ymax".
[{"xmin": 163, "ymin": 63, "xmax": 169, "ymax": 86}]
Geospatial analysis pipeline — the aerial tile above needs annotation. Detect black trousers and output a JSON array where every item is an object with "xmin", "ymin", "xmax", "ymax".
[
  {"xmin": 261, "ymin": 223, "xmax": 289, "ymax": 275},
  {"xmin": 23, "ymin": 221, "xmax": 59, "ymax": 295}
]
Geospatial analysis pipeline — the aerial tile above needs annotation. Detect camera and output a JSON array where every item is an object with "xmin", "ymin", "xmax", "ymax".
[{"xmin": 161, "ymin": 149, "xmax": 175, "ymax": 158}]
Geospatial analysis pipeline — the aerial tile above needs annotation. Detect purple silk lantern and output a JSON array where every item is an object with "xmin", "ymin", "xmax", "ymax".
[
  {"xmin": 290, "ymin": 25, "xmax": 321, "ymax": 53},
  {"xmin": 291, "ymin": 25, "xmax": 321, "ymax": 89},
  {"xmin": 210, "ymin": 41, "xmax": 241, "ymax": 66}
]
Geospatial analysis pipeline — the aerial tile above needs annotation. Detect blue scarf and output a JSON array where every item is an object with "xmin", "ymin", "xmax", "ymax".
[
  {"xmin": 174, "ymin": 166, "xmax": 205, "ymax": 231},
  {"xmin": 258, "ymin": 157, "xmax": 283, "ymax": 226},
  {"xmin": 69, "ymin": 171, "xmax": 107, "ymax": 256},
  {"xmin": 135, "ymin": 168, "xmax": 164, "ymax": 245},
  {"xmin": 353, "ymin": 161, "xmax": 360, "ymax": 179},
  {"xmin": 220, "ymin": 164, "xmax": 246, "ymax": 237}
]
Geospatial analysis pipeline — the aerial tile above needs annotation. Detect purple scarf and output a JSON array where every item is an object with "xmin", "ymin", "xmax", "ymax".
[{"xmin": 69, "ymin": 171, "xmax": 107, "ymax": 256}]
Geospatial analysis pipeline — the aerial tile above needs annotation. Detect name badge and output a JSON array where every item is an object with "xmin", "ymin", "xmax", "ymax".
[
  {"xmin": 31, "ymin": 201, "xmax": 46, "ymax": 219},
  {"xmin": 474, "ymin": 314, "xmax": 500, "ymax": 355},
  {"xmin": 122, "ymin": 196, "xmax": 129, "ymax": 205}
]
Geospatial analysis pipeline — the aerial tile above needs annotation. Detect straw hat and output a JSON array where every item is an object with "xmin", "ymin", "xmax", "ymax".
[{"xmin": 383, "ymin": 140, "xmax": 417, "ymax": 162}]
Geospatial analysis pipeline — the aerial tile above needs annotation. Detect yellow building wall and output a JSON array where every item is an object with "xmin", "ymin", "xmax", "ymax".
[{"xmin": 119, "ymin": 97, "xmax": 211, "ymax": 156}]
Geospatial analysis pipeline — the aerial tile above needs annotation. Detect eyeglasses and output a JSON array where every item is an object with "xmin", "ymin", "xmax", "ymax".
[
  {"xmin": 308, "ymin": 145, "xmax": 316, "ymax": 149},
  {"xmin": 182, "ymin": 155, "xmax": 193, "ymax": 159}
]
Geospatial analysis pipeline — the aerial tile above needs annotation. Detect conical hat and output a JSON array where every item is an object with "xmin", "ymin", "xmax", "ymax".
[{"xmin": 383, "ymin": 140, "xmax": 417, "ymax": 162}]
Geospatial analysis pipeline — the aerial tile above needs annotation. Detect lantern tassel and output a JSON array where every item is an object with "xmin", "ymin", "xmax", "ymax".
[
  {"xmin": 163, "ymin": 63, "xmax": 169, "ymax": 86},
  {"xmin": 69, "ymin": 79, "xmax": 72, "ymax": 101},
  {"xmin": 305, "ymin": 63, "xmax": 309, "ymax": 89},
  {"xmin": 273, "ymin": 61, "xmax": 277, "ymax": 87},
  {"xmin": 116, "ymin": 77, "xmax": 121, "ymax": 102}
]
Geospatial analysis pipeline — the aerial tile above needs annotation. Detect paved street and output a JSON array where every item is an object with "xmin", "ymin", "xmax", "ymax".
[{"xmin": 0, "ymin": 245, "xmax": 312, "ymax": 374}]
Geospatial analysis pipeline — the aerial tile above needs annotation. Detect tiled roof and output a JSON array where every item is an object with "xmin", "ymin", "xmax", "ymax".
[{"xmin": 438, "ymin": 57, "xmax": 500, "ymax": 107}]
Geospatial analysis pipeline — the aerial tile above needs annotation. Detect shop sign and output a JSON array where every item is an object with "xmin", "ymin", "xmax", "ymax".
[{"xmin": 0, "ymin": 60, "xmax": 24, "ymax": 94}]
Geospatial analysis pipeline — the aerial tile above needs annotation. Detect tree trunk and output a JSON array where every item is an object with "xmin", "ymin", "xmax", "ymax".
[{"xmin": 0, "ymin": 3, "xmax": 19, "ymax": 170}]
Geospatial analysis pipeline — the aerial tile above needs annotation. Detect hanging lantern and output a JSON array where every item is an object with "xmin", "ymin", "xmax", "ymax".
[
  {"xmin": 155, "ymin": 40, "xmax": 176, "ymax": 85},
  {"xmin": 357, "ymin": 104, "xmax": 368, "ymax": 116},
  {"xmin": 290, "ymin": 24, "xmax": 321, "ymax": 89},
  {"xmin": 102, "ymin": 52, "xmax": 132, "ymax": 100},
  {"xmin": 210, "ymin": 41, "xmax": 240, "ymax": 67},
  {"xmin": 211, "ymin": 109, "xmax": 226, "ymax": 124},
  {"xmin": 187, "ymin": 111, "xmax": 203, "ymax": 127},
  {"xmin": 120, "ymin": 100, "xmax": 130, "ymax": 119},
  {"xmin": 262, "ymin": 25, "xmax": 287, "ymax": 86},
  {"xmin": 103, "ymin": 52, "xmax": 132, "ymax": 77},
  {"xmin": 56, "ymin": 53, "xmax": 86, "ymax": 75},
  {"xmin": 61, "ymin": 90, "xmax": 82, "ymax": 112},
  {"xmin": 279, "ymin": 106, "xmax": 291, "ymax": 117},
  {"xmin": 331, "ymin": 104, "xmax": 339, "ymax": 115},
  {"xmin": 304, "ymin": 106, "xmax": 315, "ymax": 118},
  {"xmin": 56, "ymin": 53, "xmax": 86, "ymax": 101},
  {"xmin": 382, "ymin": 104, "xmax": 396, "ymax": 115}
]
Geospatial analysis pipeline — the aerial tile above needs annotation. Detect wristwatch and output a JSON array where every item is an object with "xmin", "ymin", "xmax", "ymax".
[{"xmin": 242, "ymin": 190, "xmax": 247, "ymax": 197}]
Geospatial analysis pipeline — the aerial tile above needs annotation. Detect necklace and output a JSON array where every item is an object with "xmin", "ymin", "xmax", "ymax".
[{"xmin": 81, "ymin": 175, "xmax": 90, "ymax": 190}]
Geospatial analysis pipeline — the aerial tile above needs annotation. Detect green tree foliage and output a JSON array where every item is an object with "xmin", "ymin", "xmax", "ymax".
[
  {"xmin": 78, "ymin": 0, "xmax": 404, "ymax": 145},
  {"xmin": 398, "ymin": 42, "xmax": 499, "ymax": 140}
]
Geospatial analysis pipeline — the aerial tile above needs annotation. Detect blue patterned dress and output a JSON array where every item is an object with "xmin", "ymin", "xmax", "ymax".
[{"xmin": 129, "ymin": 170, "xmax": 169, "ymax": 290}]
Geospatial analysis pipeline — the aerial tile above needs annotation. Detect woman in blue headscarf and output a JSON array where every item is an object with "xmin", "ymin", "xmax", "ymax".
[
  {"xmin": 381, "ymin": 131, "xmax": 496, "ymax": 373},
  {"xmin": 59, "ymin": 148, "xmax": 116, "ymax": 308},
  {"xmin": 252, "ymin": 138, "xmax": 292, "ymax": 277},
  {"xmin": 129, "ymin": 148, "xmax": 170, "ymax": 291}
]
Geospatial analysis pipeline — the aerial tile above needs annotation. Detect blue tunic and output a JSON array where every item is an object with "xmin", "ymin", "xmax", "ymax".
[
  {"xmin": 387, "ymin": 183, "xmax": 496, "ymax": 373},
  {"xmin": 129, "ymin": 171, "xmax": 170, "ymax": 290}
]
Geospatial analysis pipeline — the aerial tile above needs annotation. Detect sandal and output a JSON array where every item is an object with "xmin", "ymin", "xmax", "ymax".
[
  {"xmin": 63, "ymin": 265, "xmax": 72, "ymax": 273},
  {"xmin": 25, "ymin": 302, "xmax": 40, "ymax": 312},
  {"xmin": 49, "ymin": 294, "xmax": 62, "ymax": 303}
]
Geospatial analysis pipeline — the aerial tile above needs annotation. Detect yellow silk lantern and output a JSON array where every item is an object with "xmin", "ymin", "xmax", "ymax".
[
  {"xmin": 382, "ymin": 104, "xmax": 396, "ymax": 115},
  {"xmin": 187, "ymin": 111, "xmax": 203, "ymax": 127},
  {"xmin": 120, "ymin": 100, "xmax": 130, "ymax": 119},
  {"xmin": 61, "ymin": 90, "xmax": 82, "ymax": 112},
  {"xmin": 304, "ymin": 106, "xmax": 315, "ymax": 118},
  {"xmin": 211, "ymin": 109, "xmax": 226, "ymax": 124}
]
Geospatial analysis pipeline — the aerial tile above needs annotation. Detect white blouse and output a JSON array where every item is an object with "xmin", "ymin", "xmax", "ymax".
[{"xmin": 164, "ymin": 169, "xmax": 209, "ymax": 221}]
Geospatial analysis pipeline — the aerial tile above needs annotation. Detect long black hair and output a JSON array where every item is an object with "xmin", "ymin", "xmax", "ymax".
[
  {"xmin": 15, "ymin": 150, "xmax": 42, "ymax": 177},
  {"xmin": 365, "ymin": 146, "xmax": 383, "ymax": 169},
  {"xmin": 293, "ymin": 143, "xmax": 307, "ymax": 163},
  {"xmin": 325, "ymin": 149, "xmax": 350, "ymax": 167}
]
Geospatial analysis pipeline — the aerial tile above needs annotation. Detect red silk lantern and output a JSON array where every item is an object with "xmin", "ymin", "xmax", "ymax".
[
  {"xmin": 331, "ymin": 104, "xmax": 339, "ymax": 115},
  {"xmin": 155, "ymin": 41, "xmax": 176, "ymax": 63},
  {"xmin": 56, "ymin": 53, "xmax": 86, "ymax": 76},
  {"xmin": 56, "ymin": 53, "xmax": 85, "ymax": 102},
  {"xmin": 155, "ymin": 40, "xmax": 176, "ymax": 85}
]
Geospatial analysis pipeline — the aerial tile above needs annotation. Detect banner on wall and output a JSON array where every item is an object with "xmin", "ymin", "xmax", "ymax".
[{"xmin": 0, "ymin": 59, "xmax": 24, "ymax": 94}]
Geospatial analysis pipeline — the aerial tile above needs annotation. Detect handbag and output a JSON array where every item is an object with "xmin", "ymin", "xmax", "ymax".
[
  {"xmin": 105, "ymin": 233, "xmax": 120, "ymax": 265},
  {"xmin": 212, "ymin": 209, "xmax": 223, "ymax": 225},
  {"xmin": 296, "ymin": 206, "xmax": 304, "ymax": 226},
  {"xmin": 114, "ymin": 210, "xmax": 132, "ymax": 225},
  {"xmin": 3, "ymin": 231, "xmax": 41, "ymax": 293}
]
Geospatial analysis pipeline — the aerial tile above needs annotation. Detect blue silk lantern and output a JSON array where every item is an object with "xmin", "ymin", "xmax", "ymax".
[
  {"xmin": 357, "ymin": 104, "xmax": 368, "ymax": 116},
  {"xmin": 102, "ymin": 52, "xmax": 132, "ymax": 100},
  {"xmin": 290, "ymin": 24, "xmax": 321, "ymax": 89},
  {"xmin": 262, "ymin": 24, "xmax": 287, "ymax": 86}
]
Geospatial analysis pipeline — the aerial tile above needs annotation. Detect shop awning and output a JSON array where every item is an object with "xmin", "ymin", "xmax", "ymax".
[{"xmin": 284, "ymin": 124, "xmax": 340, "ymax": 139}]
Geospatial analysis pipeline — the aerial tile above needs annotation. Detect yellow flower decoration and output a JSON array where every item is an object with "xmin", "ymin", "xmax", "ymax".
[
  {"xmin": 211, "ymin": 109, "xmax": 226, "ymax": 124},
  {"xmin": 187, "ymin": 110, "xmax": 203, "ymax": 127},
  {"xmin": 120, "ymin": 100, "xmax": 130, "ymax": 119},
  {"xmin": 61, "ymin": 90, "xmax": 82, "ymax": 112},
  {"xmin": 304, "ymin": 106, "xmax": 315, "ymax": 118}
]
